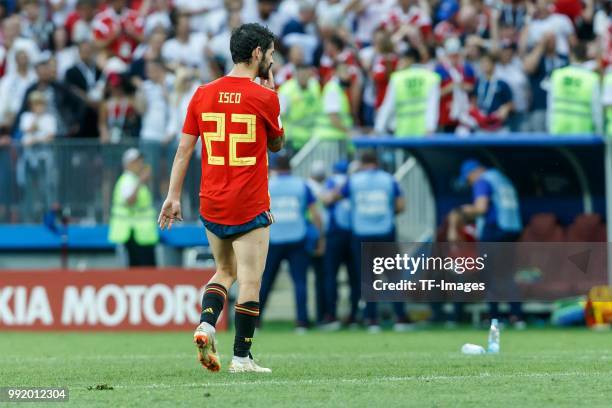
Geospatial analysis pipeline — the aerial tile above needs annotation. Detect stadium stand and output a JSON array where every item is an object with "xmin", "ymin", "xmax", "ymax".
[{"xmin": 0, "ymin": 0, "xmax": 610, "ymax": 285}]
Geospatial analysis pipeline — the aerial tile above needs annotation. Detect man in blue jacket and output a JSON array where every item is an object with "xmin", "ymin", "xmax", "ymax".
[
  {"xmin": 328, "ymin": 150, "xmax": 412, "ymax": 332},
  {"xmin": 260, "ymin": 155, "xmax": 324, "ymax": 332},
  {"xmin": 450, "ymin": 159, "xmax": 524, "ymax": 327},
  {"xmin": 321, "ymin": 160, "xmax": 358, "ymax": 329}
]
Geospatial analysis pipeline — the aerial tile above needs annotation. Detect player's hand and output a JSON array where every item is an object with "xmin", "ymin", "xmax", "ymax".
[
  {"xmin": 158, "ymin": 198, "xmax": 182, "ymax": 230},
  {"xmin": 262, "ymin": 69, "xmax": 275, "ymax": 90}
]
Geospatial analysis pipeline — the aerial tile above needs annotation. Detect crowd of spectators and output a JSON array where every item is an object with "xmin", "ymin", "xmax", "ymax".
[
  {"xmin": 0, "ymin": 0, "xmax": 608, "ymax": 141},
  {"xmin": 0, "ymin": 0, "xmax": 610, "ymax": 221}
]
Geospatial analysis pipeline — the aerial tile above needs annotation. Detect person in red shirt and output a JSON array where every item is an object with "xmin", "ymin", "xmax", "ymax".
[
  {"xmin": 65, "ymin": 0, "xmax": 98, "ymax": 44},
  {"xmin": 159, "ymin": 23, "xmax": 284, "ymax": 374},
  {"xmin": 369, "ymin": 28, "xmax": 398, "ymax": 109},
  {"xmin": 318, "ymin": 34, "xmax": 359, "ymax": 85},
  {"xmin": 92, "ymin": 0, "xmax": 144, "ymax": 63}
]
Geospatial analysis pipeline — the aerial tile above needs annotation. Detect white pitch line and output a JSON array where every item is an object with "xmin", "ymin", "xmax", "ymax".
[
  {"xmin": 1, "ymin": 350, "xmax": 611, "ymax": 363},
  {"xmin": 111, "ymin": 371, "xmax": 612, "ymax": 390},
  {"xmin": 0, "ymin": 354, "xmax": 194, "ymax": 362}
]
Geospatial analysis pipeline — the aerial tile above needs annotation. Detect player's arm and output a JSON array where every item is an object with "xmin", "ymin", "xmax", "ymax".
[
  {"xmin": 167, "ymin": 133, "xmax": 197, "ymax": 200},
  {"xmin": 263, "ymin": 94, "xmax": 284, "ymax": 152},
  {"xmin": 159, "ymin": 133, "xmax": 197, "ymax": 229},
  {"xmin": 159, "ymin": 89, "xmax": 200, "ymax": 230},
  {"xmin": 261, "ymin": 69, "xmax": 285, "ymax": 152}
]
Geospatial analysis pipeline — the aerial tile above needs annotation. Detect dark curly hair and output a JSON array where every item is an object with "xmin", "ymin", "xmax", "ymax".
[{"xmin": 230, "ymin": 23, "xmax": 276, "ymax": 64}]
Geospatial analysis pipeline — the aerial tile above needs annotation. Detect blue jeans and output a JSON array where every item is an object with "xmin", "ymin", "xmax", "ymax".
[
  {"xmin": 351, "ymin": 231, "xmax": 407, "ymax": 323},
  {"xmin": 324, "ymin": 228, "xmax": 359, "ymax": 321},
  {"xmin": 260, "ymin": 239, "xmax": 310, "ymax": 325}
]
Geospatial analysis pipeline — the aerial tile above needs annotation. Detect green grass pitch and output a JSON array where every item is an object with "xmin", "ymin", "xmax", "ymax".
[{"xmin": 1, "ymin": 326, "xmax": 611, "ymax": 407}]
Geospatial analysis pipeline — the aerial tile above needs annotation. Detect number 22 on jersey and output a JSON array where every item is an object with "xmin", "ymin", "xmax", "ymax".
[{"xmin": 201, "ymin": 112, "xmax": 256, "ymax": 166}]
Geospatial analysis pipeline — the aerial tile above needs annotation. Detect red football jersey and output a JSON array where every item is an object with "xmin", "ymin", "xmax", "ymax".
[{"xmin": 182, "ymin": 76, "xmax": 284, "ymax": 225}]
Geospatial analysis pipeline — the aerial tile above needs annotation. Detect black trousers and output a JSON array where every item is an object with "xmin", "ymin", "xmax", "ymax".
[{"xmin": 124, "ymin": 232, "xmax": 157, "ymax": 267}]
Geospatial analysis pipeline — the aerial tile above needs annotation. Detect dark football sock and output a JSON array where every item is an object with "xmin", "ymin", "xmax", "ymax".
[
  {"xmin": 233, "ymin": 301, "xmax": 260, "ymax": 358},
  {"xmin": 200, "ymin": 283, "xmax": 228, "ymax": 327}
]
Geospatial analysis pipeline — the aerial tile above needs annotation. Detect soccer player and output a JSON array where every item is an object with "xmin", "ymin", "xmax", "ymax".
[{"xmin": 158, "ymin": 23, "xmax": 284, "ymax": 373}]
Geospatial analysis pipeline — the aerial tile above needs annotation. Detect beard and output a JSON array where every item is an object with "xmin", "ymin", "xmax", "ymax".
[{"xmin": 258, "ymin": 59, "xmax": 272, "ymax": 79}]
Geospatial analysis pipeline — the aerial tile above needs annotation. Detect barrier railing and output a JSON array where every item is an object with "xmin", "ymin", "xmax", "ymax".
[
  {"xmin": 290, "ymin": 138, "xmax": 348, "ymax": 178},
  {"xmin": 0, "ymin": 139, "xmax": 201, "ymax": 224},
  {"xmin": 0, "ymin": 137, "xmax": 440, "ymax": 245},
  {"xmin": 394, "ymin": 156, "xmax": 436, "ymax": 242}
]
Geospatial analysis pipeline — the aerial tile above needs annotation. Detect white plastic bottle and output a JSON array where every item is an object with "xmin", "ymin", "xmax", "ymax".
[
  {"xmin": 487, "ymin": 318, "xmax": 500, "ymax": 354},
  {"xmin": 461, "ymin": 343, "xmax": 486, "ymax": 355}
]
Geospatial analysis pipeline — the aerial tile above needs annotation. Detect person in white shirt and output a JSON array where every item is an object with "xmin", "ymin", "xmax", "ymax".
[
  {"xmin": 137, "ymin": 59, "xmax": 172, "ymax": 143},
  {"xmin": 142, "ymin": 0, "xmax": 172, "ymax": 37},
  {"xmin": 241, "ymin": 0, "xmax": 286, "ymax": 36},
  {"xmin": 348, "ymin": 0, "xmax": 395, "ymax": 47},
  {"xmin": 166, "ymin": 66, "xmax": 198, "ymax": 144},
  {"xmin": 166, "ymin": 66, "xmax": 201, "ymax": 219},
  {"xmin": 0, "ymin": 16, "xmax": 40, "ymax": 77},
  {"xmin": 521, "ymin": 0, "xmax": 575, "ymax": 56},
  {"xmin": 207, "ymin": 9, "xmax": 242, "ymax": 76},
  {"xmin": 49, "ymin": 0, "xmax": 79, "ymax": 27},
  {"xmin": 161, "ymin": 13, "xmax": 209, "ymax": 80},
  {"xmin": 136, "ymin": 58, "xmax": 173, "ymax": 202},
  {"xmin": 52, "ymin": 27, "xmax": 79, "ymax": 80},
  {"xmin": 316, "ymin": 0, "xmax": 349, "ymax": 29},
  {"xmin": 18, "ymin": 91, "xmax": 58, "ymax": 221},
  {"xmin": 495, "ymin": 42, "xmax": 529, "ymax": 131},
  {"xmin": 0, "ymin": 49, "xmax": 37, "ymax": 130},
  {"xmin": 20, "ymin": 92, "xmax": 57, "ymax": 146},
  {"xmin": 173, "ymin": 0, "xmax": 224, "ymax": 33}
]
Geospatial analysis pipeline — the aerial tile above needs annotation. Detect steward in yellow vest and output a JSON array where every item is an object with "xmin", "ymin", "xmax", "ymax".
[
  {"xmin": 278, "ymin": 65, "xmax": 321, "ymax": 152},
  {"xmin": 313, "ymin": 63, "xmax": 353, "ymax": 141},
  {"xmin": 375, "ymin": 48, "xmax": 440, "ymax": 137},
  {"xmin": 547, "ymin": 44, "xmax": 603, "ymax": 135},
  {"xmin": 108, "ymin": 148, "xmax": 159, "ymax": 266},
  {"xmin": 604, "ymin": 71, "xmax": 612, "ymax": 137}
]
